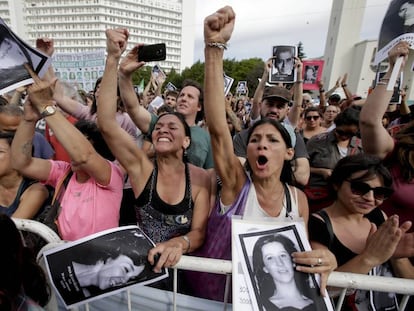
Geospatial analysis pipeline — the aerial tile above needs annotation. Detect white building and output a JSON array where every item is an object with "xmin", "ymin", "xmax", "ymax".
[
  {"xmin": 323, "ymin": 0, "xmax": 414, "ymax": 101},
  {"xmin": 1, "ymin": 0, "xmax": 195, "ymax": 72}
]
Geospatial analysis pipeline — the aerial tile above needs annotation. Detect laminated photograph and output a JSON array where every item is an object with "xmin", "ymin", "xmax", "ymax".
[
  {"xmin": 0, "ymin": 18, "xmax": 51, "ymax": 94},
  {"xmin": 232, "ymin": 218, "xmax": 333, "ymax": 311},
  {"xmin": 269, "ymin": 45, "xmax": 297, "ymax": 84},
  {"xmin": 302, "ymin": 60, "xmax": 324, "ymax": 90},
  {"xmin": 375, "ymin": 0, "xmax": 414, "ymax": 65},
  {"xmin": 236, "ymin": 81, "xmax": 248, "ymax": 95},
  {"xmin": 43, "ymin": 226, "xmax": 168, "ymax": 309},
  {"xmin": 224, "ymin": 72, "xmax": 234, "ymax": 96}
]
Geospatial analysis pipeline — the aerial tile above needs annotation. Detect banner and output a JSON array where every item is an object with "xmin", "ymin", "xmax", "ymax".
[{"xmin": 52, "ymin": 49, "xmax": 105, "ymax": 92}]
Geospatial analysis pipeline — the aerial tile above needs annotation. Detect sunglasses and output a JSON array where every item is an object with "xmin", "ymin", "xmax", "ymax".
[
  {"xmin": 347, "ymin": 180, "xmax": 393, "ymax": 201},
  {"xmin": 305, "ymin": 115, "xmax": 320, "ymax": 121},
  {"xmin": 335, "ymin": 128, "xmax": 357, "ymax": 137}
]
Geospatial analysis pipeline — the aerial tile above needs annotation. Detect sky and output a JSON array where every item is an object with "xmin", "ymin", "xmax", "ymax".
[{"xmin": 192, "ymin": 0, "xmax": 391, "ymax": 62}]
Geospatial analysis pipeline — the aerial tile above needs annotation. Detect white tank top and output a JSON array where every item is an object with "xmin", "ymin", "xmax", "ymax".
[{"xmin": 243, "ymin": 182, "xmax": 299, "ymax": 219}]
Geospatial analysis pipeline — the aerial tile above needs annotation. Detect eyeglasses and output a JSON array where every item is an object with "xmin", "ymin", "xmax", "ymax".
[
  {"xmin": 305, "ymin": 115, "xmax": 320, "ymax": 121},
  {"xmin": 335, "ymin": 128, "xmax": 357, "ymax": 137},
  {"xmin": 347, "ymin": 180, "xmax": 393, "ymax": 201}
]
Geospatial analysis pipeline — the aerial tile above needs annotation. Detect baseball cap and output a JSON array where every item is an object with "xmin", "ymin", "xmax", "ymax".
[{"xmin": 262, "ymin": 86, "xmax": 292, "ymax": 103}]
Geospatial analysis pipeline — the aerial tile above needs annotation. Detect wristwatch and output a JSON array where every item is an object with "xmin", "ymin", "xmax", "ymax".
[{"xmin": 40, "ymin": 105, "xmax": 57, "ymax": 118}]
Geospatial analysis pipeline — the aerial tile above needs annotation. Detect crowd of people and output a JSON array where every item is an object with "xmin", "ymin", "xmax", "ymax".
[{"xmin": 1, "ymin": 4, "xmax": 414, "ymax": 311}]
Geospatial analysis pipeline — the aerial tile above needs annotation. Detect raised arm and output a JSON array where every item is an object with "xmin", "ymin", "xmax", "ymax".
[
  {"xmin": 317, "ymin": 80, "xmax": 326, "ymax": 112},
  {"xmin": 23, "ymin": 67, "xmax": 112, "ymax": 185},
  {"xmin": 97, "ymin": 29, "xmax": 152, "ymax": 191},
  {"xmin": 203, "ymin": 6, "xmax": 245, "ymax": 204},
  {"xmin": 325, "ymin": 76, "xmax": 341, "ymax": 98},
  {"xmin": 287, "ymin": 57, "xmax": 303, "ymax": 128},
  {"xmin": 250, "ymin": 58, "xmax": 272, "ymax": 121},
  {"xmin": 118, "ymin": 45, "xmax": 152, "ymax": 133},
  {"xmin": 12, "ymin": 101, "xmax": 52, "ymax": 182},
  {"xmin": 359, "ymin": 42, "xmax": 409, "ymax": 159}
]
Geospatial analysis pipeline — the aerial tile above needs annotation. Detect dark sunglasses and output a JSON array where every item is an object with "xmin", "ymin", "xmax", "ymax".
[
  {"xmin": 347, "ymin": 180, "xmax": 393, "ymax": 201},
  {"xmin": 335, "ymin": 128, "xmax": 356, "ymax": 137},
  {"xmin": 305, "ymin": 115, "xmax": 320, "ymax": 121}
]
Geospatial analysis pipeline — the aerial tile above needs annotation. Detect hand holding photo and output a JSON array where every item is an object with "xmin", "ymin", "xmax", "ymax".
[
  {"xmin": 43, "ymin": 226, "xmax": 168, "ymax": 309},
  {"xmin": 302, "ymin": 60, "xmax": 324, "ymax": 90},
  {"xmin": 0, "ymin": 18, "xmax": 51, "ymax": 94},
  {"xmin": 269, "ymin": 45, "xmax": 297, "ymax": 83},
  {"xmin": 233, "ymin": 220, "xmax": 333, "ymax": 311}
]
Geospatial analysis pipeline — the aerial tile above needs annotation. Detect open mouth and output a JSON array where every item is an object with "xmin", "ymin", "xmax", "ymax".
[{"xmin": 257, "ymin": 155, "xmax": 268, "ymax": 166}]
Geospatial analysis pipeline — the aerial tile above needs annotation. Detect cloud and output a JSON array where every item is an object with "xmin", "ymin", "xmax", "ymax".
[{"xmin": 193, "ymin": 0, "xmax": 389, "ymax": 62}]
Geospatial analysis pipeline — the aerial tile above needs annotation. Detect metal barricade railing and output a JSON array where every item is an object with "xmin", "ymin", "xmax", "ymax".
[{"xmin": 13, "ymin": 219, "xmax": 414, "ymax": 311}]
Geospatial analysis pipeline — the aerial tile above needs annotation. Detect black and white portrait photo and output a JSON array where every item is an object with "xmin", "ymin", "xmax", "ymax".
[
  {"xmin": 0, "ymin": 18, "xmax": 50, "ymax": 94},
  {"xmin": 44, "ymin": 226, "xmax": 168, "ymax": 308},
  {"xmin": 375, "ymin": 0, "xmax": 414, "ymax": 64},
  {"xmin": 235, "ymin": 223, "xmax": 332, "ymax": 311},
  {"xmin": 236, "ymin": 81, "xmax": 248, "ymax": 95},
  {"xmin": 304, "ymin": 65, "xmax": 318, "ymax": 85},
  {"xmin": 269, "ymin": 45, "xmax": 297, "ymax": 84}
]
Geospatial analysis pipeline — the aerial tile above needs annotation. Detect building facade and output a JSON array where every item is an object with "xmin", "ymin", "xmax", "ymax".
[{"xmin": 1, "ymin": 0, "xmax": 195, "ymax": 72}]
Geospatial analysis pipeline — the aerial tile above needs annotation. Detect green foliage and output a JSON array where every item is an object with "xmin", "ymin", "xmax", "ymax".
[
  {"xmin": 131, "ymin": 58, "xmax": 266, "ymax": 96},
  {"xmin": 297, "ymin": 41, "xmax": 306, "ymax": 60}
]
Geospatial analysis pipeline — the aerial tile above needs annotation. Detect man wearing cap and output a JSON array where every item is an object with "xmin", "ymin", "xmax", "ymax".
[{"xmin": 233, "ymin": 59, "xmax": 310, "ymax": 186}]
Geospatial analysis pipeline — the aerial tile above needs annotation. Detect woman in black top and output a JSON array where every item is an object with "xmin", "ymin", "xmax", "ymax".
[{"xmin": 309, "ymin": 154, "xmax": 413, "ymax": 310}]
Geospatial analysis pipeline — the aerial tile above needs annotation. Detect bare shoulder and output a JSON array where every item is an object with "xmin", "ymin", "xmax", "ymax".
[
  {"xmin": 289, "ymin": 185, "xmax": 309, "ymax": 218},
  {"xmin": 188, "ymin": 164, "xmax": 211, "ymax": 187}
]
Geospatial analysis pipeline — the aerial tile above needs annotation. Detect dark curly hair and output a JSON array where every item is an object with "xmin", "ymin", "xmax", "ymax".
[{"xmin": 0, "ymin": 214, "xmax": 50, "ymax": 308}]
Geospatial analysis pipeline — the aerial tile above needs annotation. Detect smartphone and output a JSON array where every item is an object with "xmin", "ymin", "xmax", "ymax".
[{"xmin": 138, "ymin": 43, "xmax": 166, "ymax": 62}]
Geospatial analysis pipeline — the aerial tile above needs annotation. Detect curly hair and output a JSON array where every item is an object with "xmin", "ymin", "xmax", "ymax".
[{"xmin": 0, "ymin": 215, "xmax": 50, "ymax": 308}]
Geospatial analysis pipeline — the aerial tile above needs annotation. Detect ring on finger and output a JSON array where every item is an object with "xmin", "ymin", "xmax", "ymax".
[{"xmin": 317, "ymin": 257, "xmax": 323, "ymax": 266}]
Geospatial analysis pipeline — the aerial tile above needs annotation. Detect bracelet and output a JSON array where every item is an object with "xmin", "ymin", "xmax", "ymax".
[
  {"xmin": 182, "ymin": 235, "xmax": 191, "ymax": 253},
  {"xmin": 205, "ymin": 42, "xmax": 228, "ymax": 50},
  {"xmin": 319, "ymin": 88, "xmax": 325, "ymax": 92},
  {"xmin": 376, "ymin": 81, "xmax": 387, "ymax": 86},
  {"xmin": 341, "ymin": 84, "xmax": 347, "ymax": 87},
  {"xmin": 295, "ymin": 80, "xmax": 303, "ymax": 83},
  {"xmin": 380, "ymin": 78, "xmax": 390, "ymax": 82}
]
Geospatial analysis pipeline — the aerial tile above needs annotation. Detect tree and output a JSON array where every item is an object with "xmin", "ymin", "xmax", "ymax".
[{"xmin": 297, "ymin": 41, "xmax": 306, "ymax": 60}]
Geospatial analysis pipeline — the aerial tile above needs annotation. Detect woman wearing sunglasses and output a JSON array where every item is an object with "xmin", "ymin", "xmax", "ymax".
[
  {"xmin": 299, "ymin": 107, "xmax": 326, "ymax": 145},
  {"xmin": 309, "ymin": 154, "xmax": 413, "ymax": 310},
  {"xmin": 305, "ymin": 107, "xmax": 362, "ymax": 212}
]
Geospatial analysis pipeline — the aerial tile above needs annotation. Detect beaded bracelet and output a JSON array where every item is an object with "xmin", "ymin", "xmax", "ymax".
[{"xmin": 205, "ymin": 42, "xmax": 228, "ymax": 50}]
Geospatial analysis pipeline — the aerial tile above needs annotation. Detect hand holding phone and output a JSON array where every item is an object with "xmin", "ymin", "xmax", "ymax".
[{"xmin": 138, "ymin": 43, "xmax": 166, "ymax": 62}]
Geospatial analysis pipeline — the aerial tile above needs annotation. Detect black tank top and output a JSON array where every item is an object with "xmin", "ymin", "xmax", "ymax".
[{"xmin": 134, "ymin": 162, "xmax": 194, "ymax": 243}]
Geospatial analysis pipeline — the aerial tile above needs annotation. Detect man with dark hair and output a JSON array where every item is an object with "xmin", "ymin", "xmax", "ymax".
[
  {"xmin": 118, "ymin": 60, "xmax": 214, "ymax": 170},
  {"xmin": 164, "ymin": 89, "xmax": 179, "ymax": 109},
  {"xmin": 328, "ymin": 94, "xmax": 341, "ymax": 106}
]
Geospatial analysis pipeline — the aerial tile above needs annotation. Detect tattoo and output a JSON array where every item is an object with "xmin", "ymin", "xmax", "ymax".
[{"xmin": 21, "ymin": 141, "xmax": 33, "ymax": 157}]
